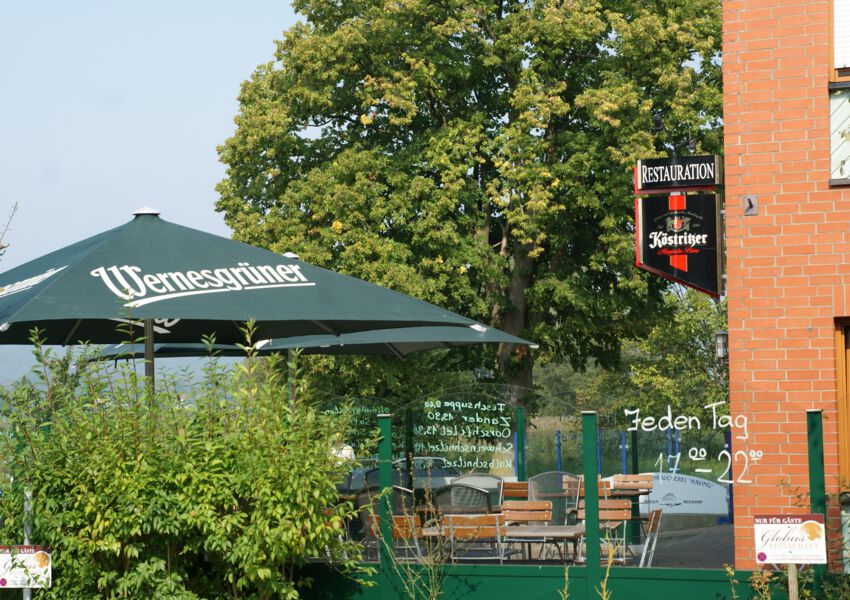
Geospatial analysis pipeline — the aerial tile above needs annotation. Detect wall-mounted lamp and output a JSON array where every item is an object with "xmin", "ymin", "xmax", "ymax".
[{"xmin": 716, "ymin": 330, "xmax": 729, "ymax": 361}]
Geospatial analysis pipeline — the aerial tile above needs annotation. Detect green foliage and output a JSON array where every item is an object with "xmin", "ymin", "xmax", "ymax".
[
  {"xmin": 0, "ymin": 341, "xmax": 374, "ymax": 599},
  {"xmin": 823, "ymin": 573, "xmax": 850, "ymax": 599},
  {"xmin": 535, "ymin": 288, "xmax": 727, "ymax": 419},
  {"xmin": 216, "ymin": 0, "xmax": 723, "ymax": 388},
  {"xmin": 623, "ymin": 288, "xmax": 727, "ymax": 420}
]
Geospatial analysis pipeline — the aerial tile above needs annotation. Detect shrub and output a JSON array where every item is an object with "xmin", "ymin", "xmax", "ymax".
[{"xmin": 0, "ymin": 339, "xmax": 371, "ymax": 599}]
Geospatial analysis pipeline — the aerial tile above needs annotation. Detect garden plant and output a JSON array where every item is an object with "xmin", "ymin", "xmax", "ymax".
[{"xmin": 0, "ymin": 333, "xmax": 373, "ymax": 599}]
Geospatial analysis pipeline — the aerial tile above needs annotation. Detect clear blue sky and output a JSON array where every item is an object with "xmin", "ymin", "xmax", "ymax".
[{"xmin": 0, "ymin": 1, "xmax": 299, "ymax": 381}]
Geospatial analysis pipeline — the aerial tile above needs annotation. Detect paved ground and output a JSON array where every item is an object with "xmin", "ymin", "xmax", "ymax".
[
  {"xmin": 652, "ymin": 524, "xmax": 734, "ymax": 569},
  {"xmin": 506, "ymin": 523, "xmax": 735, "ymax": 568}
]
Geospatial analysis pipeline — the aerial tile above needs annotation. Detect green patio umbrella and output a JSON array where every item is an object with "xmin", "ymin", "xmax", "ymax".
[
  {"xmin": 97, "ymin": 325, "xmax": 537, "ymax": 360},
  {"xmin": 0, "ymin": 209, "xmax": 523, "ymax": 383}
]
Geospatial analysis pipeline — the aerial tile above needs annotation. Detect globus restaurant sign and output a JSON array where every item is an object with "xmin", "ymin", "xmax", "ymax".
[
  {"xmin": 754, "ymin": 514, "xmax": 827, "ymax": 565},
  {"xmin": 0, "ymin": 546, "xmax": 51, "ymax": 589},
  {"xmin": 634, "ymin": 155, "xmax": 723, "ymax": 297}
]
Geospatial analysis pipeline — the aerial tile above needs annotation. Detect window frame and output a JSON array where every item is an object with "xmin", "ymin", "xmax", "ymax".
[
  {"xmin": 833, "ymin": 0, "xmax": 850, "ymax": 82},
  {"xmin": 834, "ymin": 321, "xmax": 850, "ymax": 483},
  {"xmin": 830, "ymin": 83, "xmax": 850, "ymax": 186}
]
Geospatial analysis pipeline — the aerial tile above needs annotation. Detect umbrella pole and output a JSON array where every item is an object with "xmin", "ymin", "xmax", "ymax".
[
  {"xmin": 144, "ymin": 319, "xmax": 155, "ymax": 391},
  {"xmin": 287, "ymin": 349, "xmax": 295, "ymax": 411}
]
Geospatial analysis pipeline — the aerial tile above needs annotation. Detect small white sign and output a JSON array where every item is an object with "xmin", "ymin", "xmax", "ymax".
[
  {"xmin": 754, "ymin": 514, "xmax": 827, "ymax": 565},
  {"xmin": 635, "ymin": 473, "xmax": 729, "ymax": 515},
  {"xmin": 0, "ymin": 546, "xmax": 52, "ymax": 589}
]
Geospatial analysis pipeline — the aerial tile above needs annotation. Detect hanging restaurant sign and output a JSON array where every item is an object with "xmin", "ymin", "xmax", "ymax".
[
  {"xmin": 634, "ymin": 155, "xmax": 722, "ymax": 194},
  {"xmin": 635, "ymin": 193, "xmax": 722, "ymax": 297}
]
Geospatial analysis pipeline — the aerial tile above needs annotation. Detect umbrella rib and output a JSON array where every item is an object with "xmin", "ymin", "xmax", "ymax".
[
  {"xmin": 385, "ymin": 343, "xmax": 405, "ymax": 359},
  {"xmin": 310, "ymin": 321, "xmax": 339, "ymax": 335},
  {"xmin": 62, "ymin": 319, "xmax": 83, "ymax": 345}
]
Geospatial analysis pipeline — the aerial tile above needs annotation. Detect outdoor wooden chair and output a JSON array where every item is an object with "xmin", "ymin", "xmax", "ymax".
[
  {"xmin": 576, "ymin": 476, "xmax": 612, "ymax": 499},
  {"xmin": 502, "ymin": 500, "xmax": 555, "ymax": 559},
  {"xmin": 638, "ymin": 508, "xmax": 663, "ymax": 567},
  {"xmin": 442, "ymin": 512, "xmax": 513, "ymax": 563},
  {"xmin": 527, "ymin": 471, "xmax": 577, "ymax": 525},
  {"xmin": 611, "ymin": 473, "xmax": 654, "ymax": 495},
  {"xmin": 434, "ymin": 483, "xmax": 493, "ymax": 516},
  {"xmin": 368, "ymin": 513, "xmax": 425, "ymax": 561},
  {"xmin": 452, "ymin": 473, "xmax": 504, "ymax": 508},
  {"xmin": 565, "ymin": 476, "xmax": 611, "ymax": 523},
  {"xmin": 502, "ymin": 480, "xmax": 529, "ymax": 500},
  {"xmin": 574, "ymin": 498, "xmax": 632, "ymax": 565},
  {"xmin": 356, "ymin": 485, "xmax": 420, "ymax": 561}
]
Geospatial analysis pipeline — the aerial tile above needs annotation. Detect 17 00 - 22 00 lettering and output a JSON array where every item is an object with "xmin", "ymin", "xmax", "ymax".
[{"xmin": 655, "ymin": 448, "xmax": 762, "ymax": 485}]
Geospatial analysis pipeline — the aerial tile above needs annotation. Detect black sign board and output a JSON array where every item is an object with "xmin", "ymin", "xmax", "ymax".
[
  {"xmin": 635, "ymin": 194, "xmax": 722, "ymax": 297},
  {"xmin": 634, "ymin": 155, "xmax": 722, "ymax": 194}
]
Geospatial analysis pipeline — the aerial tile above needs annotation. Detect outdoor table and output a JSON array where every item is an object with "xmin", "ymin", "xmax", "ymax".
[
  {"xmin": 503, "ymin": 524, "xmax": 585, "ymax": 562},
  {"xmin": 421, "ymin": 523, "xmax": 586, "ymax": 563},
  {"xmin": 608, "ymin": 488, "xmax": 649, "ymax": 498}
]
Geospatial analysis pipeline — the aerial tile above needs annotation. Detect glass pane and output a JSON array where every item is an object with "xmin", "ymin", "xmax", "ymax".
[
  {"xmin": 831, "ymin": 89, "xmax": 850, "ymax": 180},
  {"xmin": 836, "ymin": 0, "xmax": 850, "ymax": 70}
]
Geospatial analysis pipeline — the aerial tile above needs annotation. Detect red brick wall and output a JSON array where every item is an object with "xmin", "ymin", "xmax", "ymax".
[{"xmin": 723, "ymin": 0, "xmax": 849, "ymax": 568}]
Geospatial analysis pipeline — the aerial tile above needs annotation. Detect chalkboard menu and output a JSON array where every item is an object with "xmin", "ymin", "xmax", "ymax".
[
  {"xmin": 322, "ymin": 399, "xmax": 398, "ymax": 454},
  {"xmin": 410, "ymin": 394, "xmax": 516, "ymax": 477}
]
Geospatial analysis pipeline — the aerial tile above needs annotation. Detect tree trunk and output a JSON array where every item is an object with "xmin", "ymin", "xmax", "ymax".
[{"xmin": 496, "ymin": 243, "xmax": 534, "ymax": 390}]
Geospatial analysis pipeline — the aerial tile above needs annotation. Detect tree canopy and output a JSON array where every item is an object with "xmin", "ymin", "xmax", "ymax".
[
  {"xmin": 216, "ymin": 0, "xmax": 723, "ymax": 387},
  {"xmin": 535, "ymin": 288, "xmax": 727, "ymax": 420}
]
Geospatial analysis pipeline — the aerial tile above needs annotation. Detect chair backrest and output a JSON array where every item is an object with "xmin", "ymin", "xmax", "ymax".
[
  {"xmin": 340, "ymin": 460, "xmax": 378, "ymax": 494},
  {"xmin": 528, "ymin": 471, "xmax": 575, "ymax": 498},
  {"xmin": 369, "ymin": 514, "xmax": 423, "ymax": 540},
  {"xmin": 434, "ymin": 483, "xmax": 493, "ymax": 515},
  {"xmin": 527, "ymin": 471, "xmax": 579, "ymax": 525},
  {"xmin": 576, "ymin": 498, "xmax": 632, "ymax": 523},
  {"xmin": 639, "ymin": 508, "xmax": 663, "ymax": 568},
  {"xmin": 355, "ymin": 486, "xmax": 417, "ymax": 539},
  {"xmin": 355, "ymin": 487, "xmax": 379, "ymax": 541},
  {"xmin": 611, "ymin": 473, "xmax": 653, "ymax": 492},
  {"xmin": 364, "ymin": 466, "xmax": 409, "ymax": 490},
  {"xmin": 502, "ymin": 481, "xmax": 529, "ymax": 500},
  {"xmin": 392, "ymin": 486, "xmax": 417, "ymax": 514},
  {"xmin": 644, "ymin": 508, "xmax": 662, "ymax": 534},
  {"xmin": 502, "ymin": 500, "xmax": 553, "ymax": 525},
  {"xmin": 576, "ymin": 476, "xmax": 611, "ymax": 499},
  {"xmin": 443, "ymin": 513, "xmax": 505, "ymax": 540},
  {"xmin": 452, "ymin": 473, "xmax": 504, "ymax": 506}
]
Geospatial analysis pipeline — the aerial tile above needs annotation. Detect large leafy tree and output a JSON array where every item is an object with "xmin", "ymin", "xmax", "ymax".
[
  {"xmin": 217, "ymin": 0, "xmax": 722, "ymax": 388},
  {"xmin": 535, "ymin": 288, "xmax": 727, "ymax": 420}
]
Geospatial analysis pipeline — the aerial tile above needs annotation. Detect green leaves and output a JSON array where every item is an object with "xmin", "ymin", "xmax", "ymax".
[
  {"xmin": 217, "ymin": 0, "xmax": 723, "ymax": 392},
  {"xmin": 536, "ymin": 288, "xmax": 727, "ymax": 419},
  {"xmin": 0, "ymin": 349, "xmax": 368, "ymax": 599}
]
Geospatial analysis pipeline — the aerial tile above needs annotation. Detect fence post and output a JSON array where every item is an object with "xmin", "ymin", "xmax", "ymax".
[
  {"xmin": 626, "ymin": 429, "xmax": 641, "ymax": 545},
  {"xmin": 631, "ymin": 429, "xmax": 639, "ymax": 474},
  {"xmin": 807, "ymin": 409, "xmax": 827, "ymax": 589},
  {"xmin": 596, "ymin": 426, "xmax": 602, "ymax": 476},
  {"xmin": 620, "ymin": 432, "xmax": 627, "ymax": 474},
  {"xmin": 404, "ymin": 407, "xmax": 414, "ymax": 490},
  {"xmin": 582, "ymin": 411, "xmax": 601, "ymax": 599},
  {"xmin": 556, "ymin": 429, "xmax": 563, "ymax": 473},
  {"xmin": 667, "ymin": 427, "xmax": 673, "ymax": 470},
  {"xmin": 514, "ymin": 431, "xmax": 519, "ymax": 478},
  {"xmin": 516, "ymin": 406, "xmax": 527, "ymax": 481},
  {"xmin": 377, "ymin": 414, "xmax": 393, "ymax": 571},
  {"xmin": 23, "ymin": 488, "xmax": 32, "ymax": 600},
  {"xmin": 720, "ymin": 429, "xmax": 734, "ymax": 525}
]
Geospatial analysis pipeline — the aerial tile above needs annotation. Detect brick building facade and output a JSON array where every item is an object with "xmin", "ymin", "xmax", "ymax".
[{"xmin": 723, "ymin": 0, "xmax": 850, "ymax": 568}]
